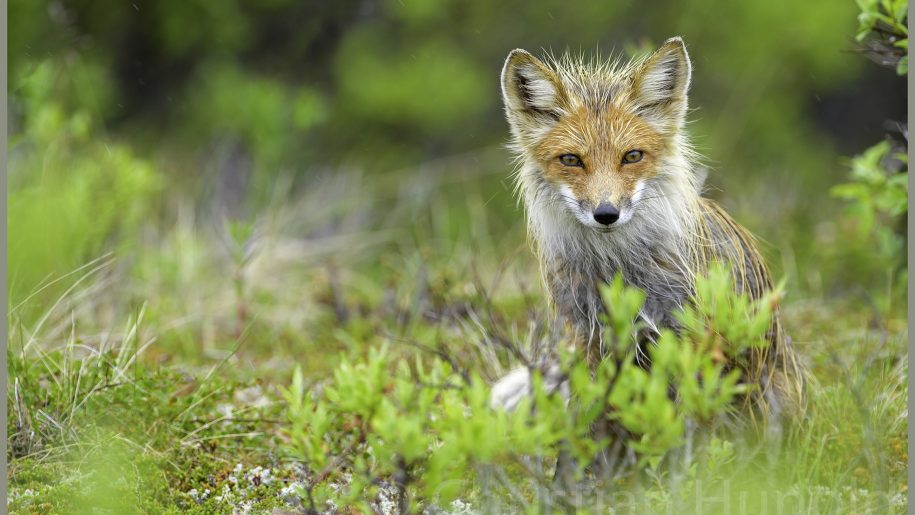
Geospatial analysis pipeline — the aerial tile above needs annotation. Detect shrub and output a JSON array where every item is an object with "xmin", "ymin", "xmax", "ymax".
[{"xmin": 280, "ymin": 264, "xmax": 780, "ymax": 512}]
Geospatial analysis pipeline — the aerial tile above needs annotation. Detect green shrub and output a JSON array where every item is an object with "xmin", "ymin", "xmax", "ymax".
[
  {"xmin": 831, "ymin": 140, "xmax": 907, "ymax": 262},
  {"xmin": 829, "ymin": 0, "xmax": 908, "ymax": 309},
  {"xmin": 279, "ymin": 264, "xmax": 779, "ymax": 511},
  {"xmin": 855, "ymin": 0, "xmax": 908, "ymax": 74}
]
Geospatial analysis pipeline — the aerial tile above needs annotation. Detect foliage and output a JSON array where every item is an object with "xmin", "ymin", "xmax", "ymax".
[
  {"xmin": 856, "ymin": 0, "xmax": 908, "ymax": 74},
  {"xmin": 830, "ymin": 0, "xmax": 908, "ymax": 307},
  {"xmin": 8, "ymin": 211, "xmax": 907, "ymax": 512},
  {"xmin": 831, "ymin": 141, "xmax": 908, "ymax": 266},
  {"xmin": 7, "ymin": 276, "xmax": 295, "ymax": 514},
  {"xmin": 279, "ymin": 266, "xmax": 780, "ymax": 511}
]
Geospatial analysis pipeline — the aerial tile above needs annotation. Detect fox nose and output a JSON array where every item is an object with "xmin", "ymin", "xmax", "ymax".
[{"xmin": 593, "ymin": 203, "xmax": 620, "ymax": 225}]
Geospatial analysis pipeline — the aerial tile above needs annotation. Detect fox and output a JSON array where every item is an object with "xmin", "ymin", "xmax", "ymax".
[{"xmin": 491, "ymin": 38, "xmax": 805, "ymax": 428}]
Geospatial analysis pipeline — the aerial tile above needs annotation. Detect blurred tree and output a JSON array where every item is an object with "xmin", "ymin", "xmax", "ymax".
[{"xmin": 11, "ymin": 0, "xmax": 885, "ymax": 180}]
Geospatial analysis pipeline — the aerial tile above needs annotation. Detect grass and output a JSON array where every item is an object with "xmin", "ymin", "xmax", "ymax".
[{"xmin": 6, "ymin": 161, "xmax": 908, "ymax": 514}]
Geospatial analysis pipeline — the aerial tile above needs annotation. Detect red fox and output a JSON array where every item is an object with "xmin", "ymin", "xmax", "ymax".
[{"xmin": 492, "ymin": 37, "xmax": 805, "ymax": 425}]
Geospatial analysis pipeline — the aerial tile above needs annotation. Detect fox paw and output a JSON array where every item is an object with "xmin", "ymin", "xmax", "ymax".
[{"xmin": 489, "ymin": 364, "xmax": 569, "ymax": 411}]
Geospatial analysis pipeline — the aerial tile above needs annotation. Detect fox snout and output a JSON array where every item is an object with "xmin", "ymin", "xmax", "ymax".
[
  {"xmin": 592, "ymin": 203, "xmax": 620, "ymax": 225},
  {"xmin": 557, "ymin": 184, "xmax": 634, "ymax": 229}
]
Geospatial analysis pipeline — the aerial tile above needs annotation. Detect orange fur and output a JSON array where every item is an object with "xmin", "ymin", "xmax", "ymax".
[{"xmin": 535, "ymin": 104, "xmax": 664, "ymax": 208}]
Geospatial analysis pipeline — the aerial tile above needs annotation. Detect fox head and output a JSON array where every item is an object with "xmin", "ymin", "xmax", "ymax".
[{"xmin": 501, "ymin": 38, "xmax": 695, "ymax": 232}]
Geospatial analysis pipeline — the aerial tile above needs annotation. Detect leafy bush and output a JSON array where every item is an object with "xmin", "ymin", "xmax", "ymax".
[
  {"xmin": 855, "ymin": 0, "xmax": 908, "ymax": 74},
  {"xmin": 831, "ymin": 140, "xmax": 907, "ymax": 265},
  {"xmin": 280, "ymin": 264, "xmax": 781, "ymax": 512},
  {"xmin": 830, "ymin": 0, "xmax": 908, "ymax": 306}
]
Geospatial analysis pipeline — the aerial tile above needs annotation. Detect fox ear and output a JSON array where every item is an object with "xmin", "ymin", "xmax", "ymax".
[
  {"xmin": 630, "ymin": 37, "xmax": 692, "ymax": 133},
  {"xmin": 501, "ymin": 49, "xmax": 567, "ymax": 142}
]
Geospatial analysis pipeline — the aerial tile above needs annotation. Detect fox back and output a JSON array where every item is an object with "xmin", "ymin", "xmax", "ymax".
[{"xmin": 500, "ymin": 38, "xmax": 804, "ymax": 420}]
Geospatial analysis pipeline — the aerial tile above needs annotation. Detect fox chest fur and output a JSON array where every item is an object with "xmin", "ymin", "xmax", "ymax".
[{"xmin": 527, "ymin": 170, "xmax": 693, "ymax": 341}]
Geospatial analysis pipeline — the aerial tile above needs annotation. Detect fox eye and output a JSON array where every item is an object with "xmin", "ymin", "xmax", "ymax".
[
  {"xmin": 558, "ymin": 154, "xmax": 583, "ymax": 167},
  {"xmin": 622, "ymin": 150, "xmax": 644, "ymax": 164}
]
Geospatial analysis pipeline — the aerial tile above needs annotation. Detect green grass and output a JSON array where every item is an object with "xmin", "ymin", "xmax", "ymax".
[{"xmin": 7, "ymin": 164, "xmax": 908, "ymax": 514}]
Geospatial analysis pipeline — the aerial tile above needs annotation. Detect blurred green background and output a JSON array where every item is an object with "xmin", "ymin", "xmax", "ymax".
[{"xmin": 8, "ymin": 0, "xmax": 906, "ymax": 320}]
